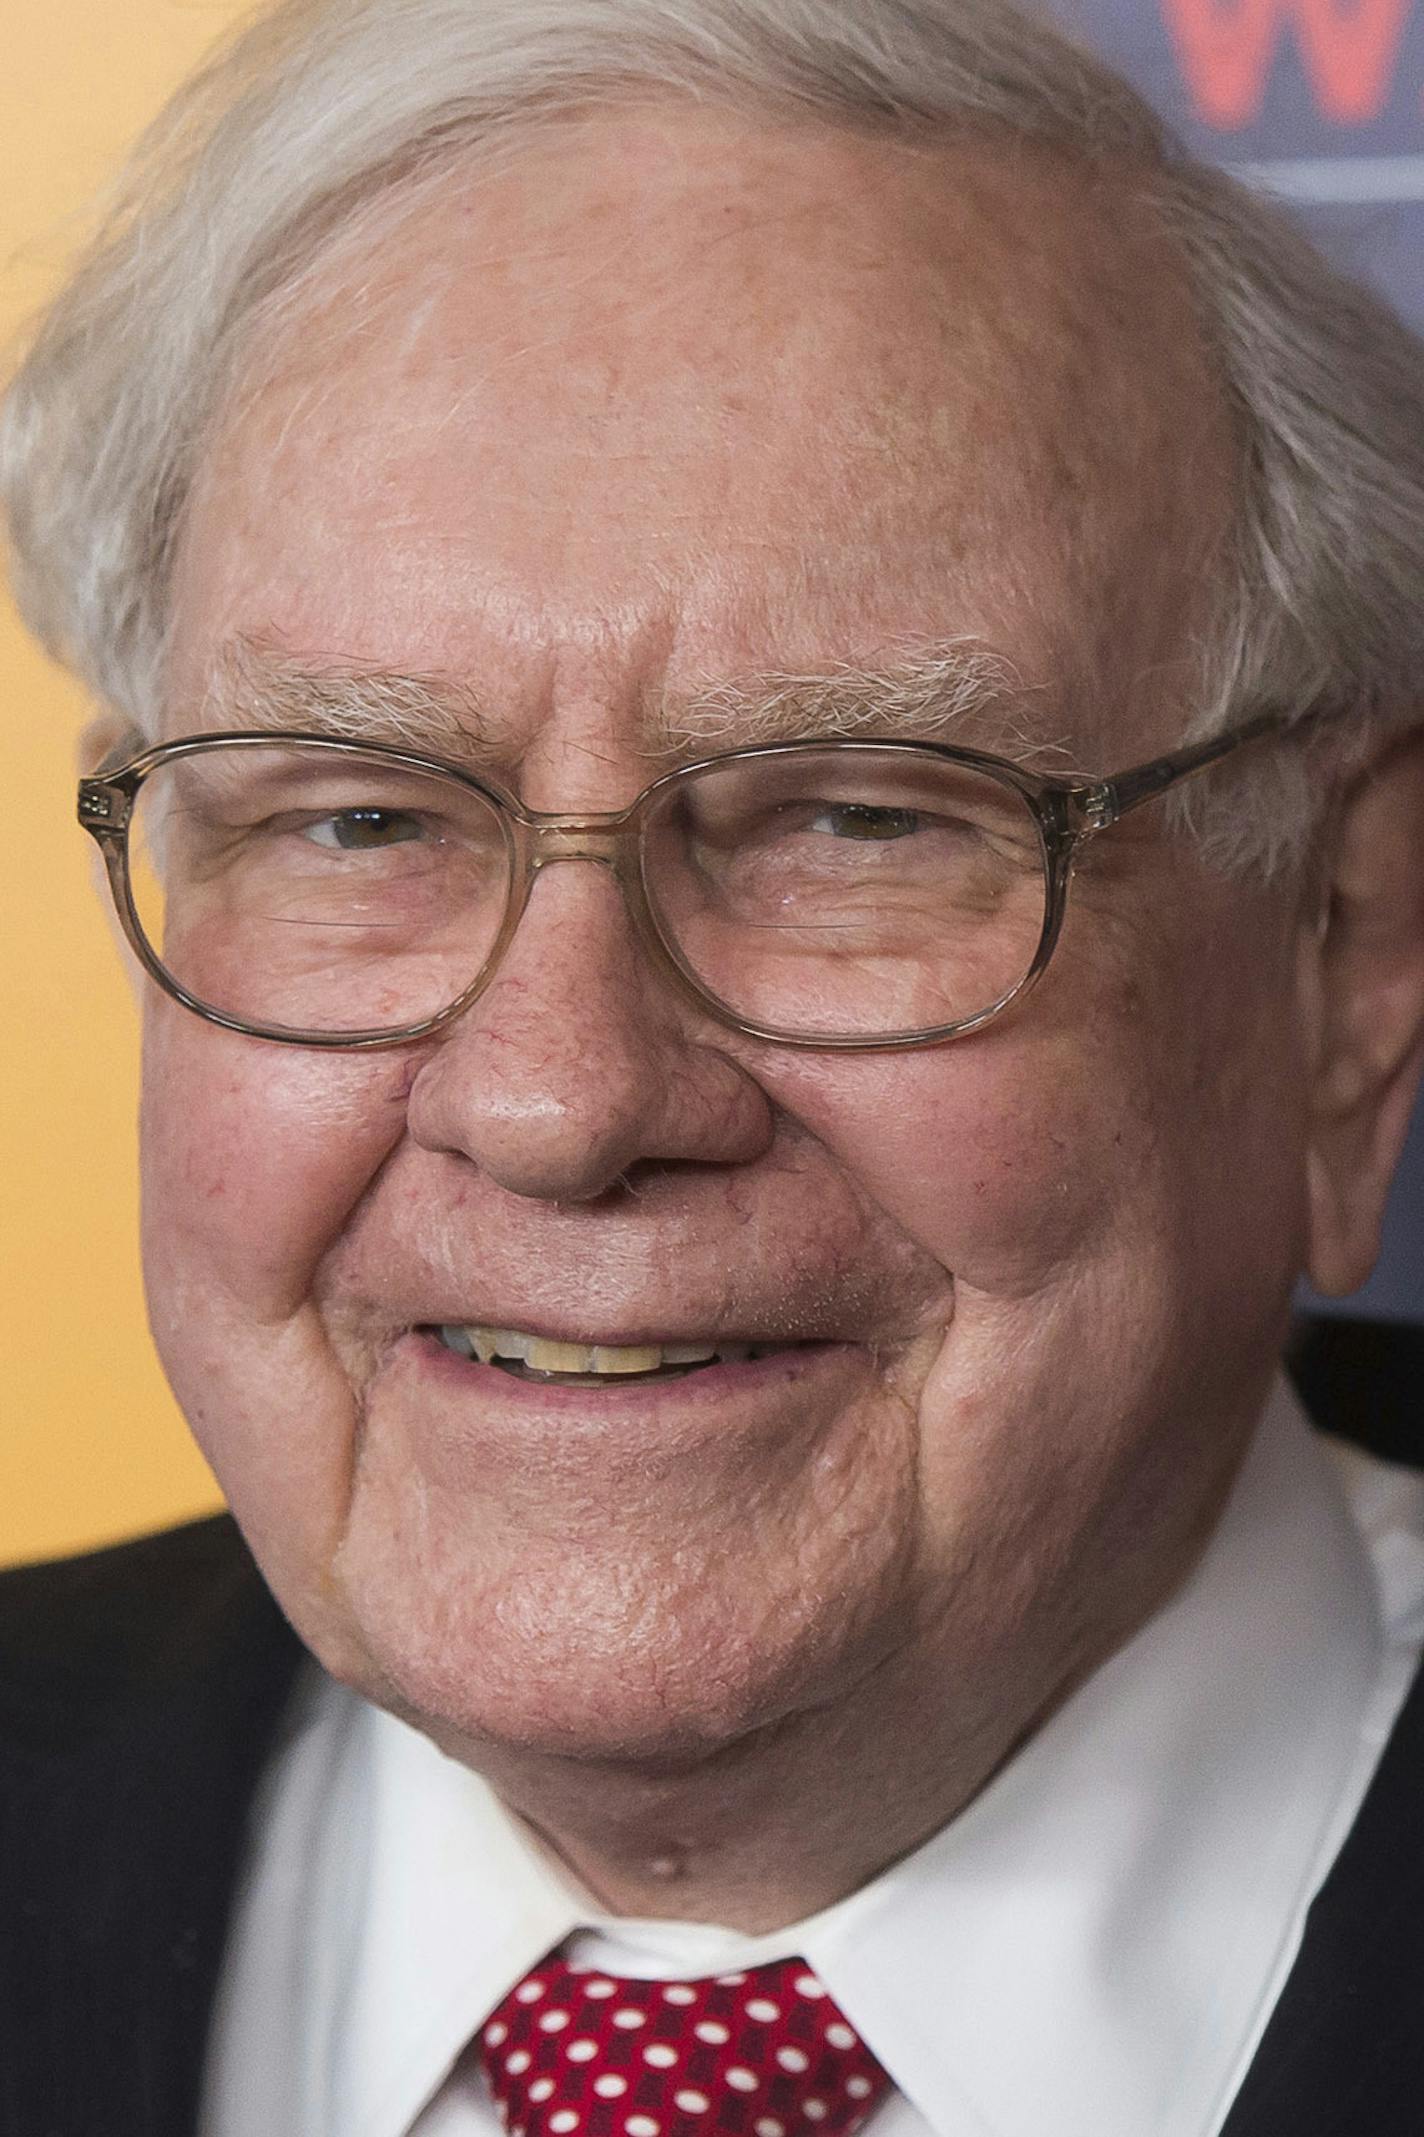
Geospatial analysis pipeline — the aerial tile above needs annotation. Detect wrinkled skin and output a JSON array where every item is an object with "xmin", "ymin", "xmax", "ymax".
[{"xmin": 143, "ymin": 108, "xmax": 1424, "ymax": 1926}]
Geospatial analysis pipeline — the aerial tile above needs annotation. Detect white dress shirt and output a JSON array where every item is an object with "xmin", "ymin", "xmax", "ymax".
[{"xmin": 199, "ymin": 1379, "xmax": 1424, "ymax": 2137}]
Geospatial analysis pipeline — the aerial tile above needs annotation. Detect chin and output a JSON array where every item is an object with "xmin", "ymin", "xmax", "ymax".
[{"xmin": 324, "ymin": 1512, "xmax": 902, "ymax": 1772}]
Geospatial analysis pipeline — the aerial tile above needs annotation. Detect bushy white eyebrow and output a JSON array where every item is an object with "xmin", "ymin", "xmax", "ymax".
[
  {"xmin": 662, "ymin": 641, "xmax": 1058, "ymax": 761},
  {"xmin": 202, "ymin": 637, "xmax": 488, "ymax": 754},
  {"xmin": 200, "ymin": 632, "xmax": 1068, "ymax": 768}
]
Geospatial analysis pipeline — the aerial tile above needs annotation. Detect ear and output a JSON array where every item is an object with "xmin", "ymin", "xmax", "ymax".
[{"xmin": 1303, "ymin": 729, "xmax": 1424, "ymax": 1296}]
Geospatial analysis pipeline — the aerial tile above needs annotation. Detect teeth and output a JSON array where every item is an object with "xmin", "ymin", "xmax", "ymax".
[
  {"xmin": 486, "ymin": 1328, "xmax": 529, "ymax": 1364},
  {"xmin": 525, "ymin": 1337, "xmax": 605, "ymax": 1374},
  {"xmin": 589, "ymin": 1345, "xmax": 666, "ymax": 1375},
  {"xmin": 437, "ymin": 1326, "xmax": 759, "ymax": 1376}
]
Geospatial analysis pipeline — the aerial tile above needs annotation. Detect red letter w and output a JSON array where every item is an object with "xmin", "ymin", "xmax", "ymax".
[{"xmin": 1162, "ymin": 0, "xmax": 1411, "ymax": 127}]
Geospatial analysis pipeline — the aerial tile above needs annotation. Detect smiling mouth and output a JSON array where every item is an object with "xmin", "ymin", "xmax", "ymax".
[{"xmin": 425, "ymin": 1324, "xmax": 814, "ymax": 1386}]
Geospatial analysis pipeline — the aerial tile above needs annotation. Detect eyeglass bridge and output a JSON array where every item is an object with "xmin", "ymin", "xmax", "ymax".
[{"xmin": 520, "ymin": 814, "xmax": 631, "ymax": 868}]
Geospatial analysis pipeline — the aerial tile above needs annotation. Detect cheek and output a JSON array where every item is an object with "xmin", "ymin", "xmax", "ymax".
[
  {"xmin": 139, "ymin": 1005, "xmax": 417, "ymax": 1324},
  {"xmin": 137, "ymin": 1006, "xmax": 423, "ymax": 1673},
  {"xmin": 769, "ymin": 1022, "xmax": 1119, "ymax": 1300},
  {"xmin": 767, "ymin": 891, "xmax": 1306, "ymax": 1316}
]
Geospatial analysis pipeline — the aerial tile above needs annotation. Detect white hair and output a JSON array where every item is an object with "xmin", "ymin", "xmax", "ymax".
[{"xmin": 4, "ymin": 0, "xmax": 1424, "ymax": 870}]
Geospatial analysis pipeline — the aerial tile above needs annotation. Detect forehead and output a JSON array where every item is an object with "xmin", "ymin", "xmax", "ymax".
[{"xmin": 167, "ymin": 105, "xmax": 1235, "ymax": 760}]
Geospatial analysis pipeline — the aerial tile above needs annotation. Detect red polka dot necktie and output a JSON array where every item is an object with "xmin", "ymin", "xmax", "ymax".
[{"xmin": 478, "ymin": 1954, "xmax": 892, "ymax": 2137}]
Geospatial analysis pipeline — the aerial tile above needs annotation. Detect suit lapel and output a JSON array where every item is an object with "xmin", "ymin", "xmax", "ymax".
[
  {"xmin": 0, "ymin": 1517, "xmax": 302, "ymax": 2137},
  {"xmin": 1221, "ymin": 1319, "xmax": 1424, "ymax": 2134},
  {"xmin": 1219, "ymin": 1640, "xmax": 1424, "ymax": 2134}
]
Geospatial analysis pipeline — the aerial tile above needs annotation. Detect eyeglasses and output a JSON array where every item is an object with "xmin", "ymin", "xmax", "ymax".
[{"xmin": 77, "ymin": 708, "xmax": 1322, "ymax": 1052}]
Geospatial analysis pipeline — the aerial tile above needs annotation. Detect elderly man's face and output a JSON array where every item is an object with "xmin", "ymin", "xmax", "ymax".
[{"xmin": 148, "ymin": 112, "xmax": 1305, "ymax": 1787}]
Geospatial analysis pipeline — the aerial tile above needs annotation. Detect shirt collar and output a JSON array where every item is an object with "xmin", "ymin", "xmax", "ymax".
[
  {"xmin": 331, "ymin": 1710, "xmax": 579, "ymax": 2136},
  {"xmin": 798, "ymin": 1376, "xmax": 1383, "ymax": 2137},
  {"xmin": 330, "ymin": 1376, "xmax": 1387, "ymax": 2137}
]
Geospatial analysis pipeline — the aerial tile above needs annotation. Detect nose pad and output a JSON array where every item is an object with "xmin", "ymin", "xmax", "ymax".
[
  {"xmin": 512, "ymin": 825, "xmax": 662, "ymax": 1004},
  {"xmin": 493, "ymin": 849, "xmax": 647, "ymax": 1019}
]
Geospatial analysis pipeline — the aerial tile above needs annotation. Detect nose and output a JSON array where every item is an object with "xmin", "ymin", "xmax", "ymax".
[{"xmin": 403, "ymin": 859, "xmax": 775, "ymax": 1201}]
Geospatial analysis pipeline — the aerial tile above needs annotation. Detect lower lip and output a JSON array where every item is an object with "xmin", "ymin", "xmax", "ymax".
[{"xmin": 404, "ymin": 1328, "xmax": 856, "ymax": 1409}]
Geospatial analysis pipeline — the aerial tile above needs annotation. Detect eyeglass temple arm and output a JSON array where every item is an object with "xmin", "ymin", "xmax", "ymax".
[{"xmin": 1078, "ymin": 704, "xmax": 1332, "ymax": 830}]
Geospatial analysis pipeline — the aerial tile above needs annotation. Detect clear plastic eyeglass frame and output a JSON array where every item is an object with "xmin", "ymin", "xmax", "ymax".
[{"xmin": 77, "ymin": 705, "xmax": 1326, "ymax": 1053}]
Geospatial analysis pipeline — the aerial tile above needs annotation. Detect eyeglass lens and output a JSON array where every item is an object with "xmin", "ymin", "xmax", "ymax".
[{"xmin": 124, "ymin": 741, "xmax": 1051, "ymax": 1042}]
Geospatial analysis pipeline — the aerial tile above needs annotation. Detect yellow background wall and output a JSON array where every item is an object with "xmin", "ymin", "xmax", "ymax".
[{"xmin": 1, "ymin": 3, "xmax": 251, "ymax": 1567}]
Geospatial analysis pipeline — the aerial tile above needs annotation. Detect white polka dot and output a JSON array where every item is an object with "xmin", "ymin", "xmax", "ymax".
[
  {"xmin": 846, "ymin": 2078, "xmax": 873, "ymax": 2100},
  {"xmin": 485, "ymin": 2021, "xmax": 509, "ymax": 2047},
  {"xmin": 594, "ymin": 2076, "xmax": 628, "ymax": 2099},
  {"xmin": 675, "ymin": 2092, "xmax": 710, "ymax": 2114},
  {"xmin": 826, "ymin": 2024, "xmax": 856, "ymax": 2051},
  {"xmin": 584, "ymin": 1981, "xmax": 617, "ymax": 2000},
  {"xmin": 540, "ymin": 2010, "xmax": 571, "ymax": 2033},
  {"xmin": 626, "ymin": 2118, "xmax": 661, "ymax": 2137},
  {"xmin": 755, "ymin": 2121, "xmax": 785, "ymax": 2137},
  {"xmin": 777, "ymin": 2049, "xmax": 810, "ymax": 2075},
  {"xmin": 566, "ymin": 2041, "xmax": 598, "ymax": 2064},
  {"xmin": 725, "ymin": 2069, "xmax": 759, "ymax": 2094},
  {"xmin": 506, "ymin": 2051, "xmax": 532, "ymax": 2076},
  {"xmin": 795, "ymin": 1976, "xmax": 827, "ymax": 2000},
  {"xmin": 517, "ymin": 1981, "xmax": 547, "ymax": 2004},
  {"xmin": 745, "ymin": 2000, "xmax": 780, "ymax": 2023},
  {"xmin": 612, "ymin": 2008, "xmax": 647, "ymax": 2030},
  {"xmin": 803, "ymin": 2103, "xmax": 828, "ymax": 2122},
  {"xmin": 716, "ymin": 1972, "xmax": 748, "ymax": 1986},
  {"xmin": 644, "ymin": 2044, "xmax": 678, "ymax": 2069},
  {"xmin": 549, "ymin": 2114, "xmax": 579, "ymax": 2134},
  {"xmin": 663, "ymin": 1986, "xmax": 697, "ymax": 2007},
  {"xmin": 693, "ymin": 2021, "xmax": 730, "ymax": 2046},
  {"xmin": 529, "ymin": 2080, "xmax": 555, "ymax": 2104}
]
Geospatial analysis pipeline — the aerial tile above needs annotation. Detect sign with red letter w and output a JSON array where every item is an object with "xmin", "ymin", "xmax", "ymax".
[{"xmin": 1161, "ymin": 0, "xmax": 1412, "ymax": 126}]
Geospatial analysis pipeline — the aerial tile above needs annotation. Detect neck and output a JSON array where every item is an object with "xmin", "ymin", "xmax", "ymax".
[
  {"xmin": 434, "ymin": 1556, "xmax": 1184, "ymax": 1931},
  {"xmin": 461, "ymin": 1665, "xmax": 1013, "ymax": 1931}
]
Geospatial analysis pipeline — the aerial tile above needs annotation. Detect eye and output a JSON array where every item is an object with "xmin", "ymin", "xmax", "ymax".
[
  {"xmin": 304, "ymin": 808, "xmax": 426, "ymax": 850},
  {"xmin": 808, "ymin": 803, "xmax": 921, "ymax": 841}
]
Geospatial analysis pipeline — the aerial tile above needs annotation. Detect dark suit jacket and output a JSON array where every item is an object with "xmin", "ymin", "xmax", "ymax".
[{"xmin": 1, "ymin": 1319, "xmax": 1420, "ymax": 2137}]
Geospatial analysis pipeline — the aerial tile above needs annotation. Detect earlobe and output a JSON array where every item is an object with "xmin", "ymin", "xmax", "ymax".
[{"xmin": 1302, "ymin": 730, "xmax": 1424, "ymax": 1298}]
